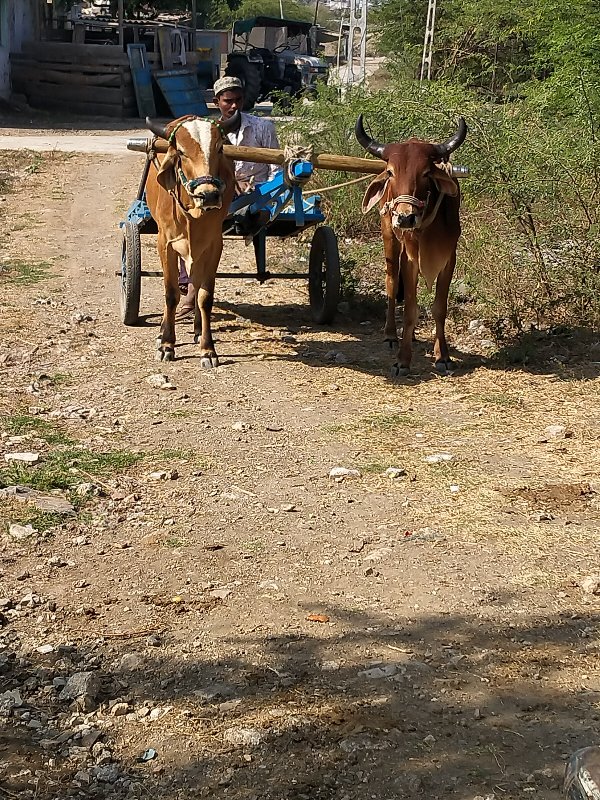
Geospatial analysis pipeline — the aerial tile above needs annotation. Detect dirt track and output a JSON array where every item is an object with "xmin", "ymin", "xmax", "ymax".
[{"xmin": 1, "ymin": 129, "xmax": 600, "ymax": 800}]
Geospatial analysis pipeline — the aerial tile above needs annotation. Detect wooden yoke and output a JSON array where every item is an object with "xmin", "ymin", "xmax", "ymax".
[{"xmin": 127, "ymin": 137, "xmax": 387, "ymax": 175}]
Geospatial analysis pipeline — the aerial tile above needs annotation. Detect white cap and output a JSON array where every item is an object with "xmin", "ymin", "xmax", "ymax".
[{"xmin": 213, "ymin": 76, "xmax": 244, "ymax": 96}]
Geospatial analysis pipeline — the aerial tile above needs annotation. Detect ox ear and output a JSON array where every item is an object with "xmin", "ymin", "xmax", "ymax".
[
  {"xmin": 156, "ymin": 148, "xmax": 178, "ymax": 192},
  {"xmin": 362, "ymin": 171, "xmax": 389, "ymax": 214},
  {"xmin": 431, "ymin": 164, "xmax": 459, "ymax": 197}
]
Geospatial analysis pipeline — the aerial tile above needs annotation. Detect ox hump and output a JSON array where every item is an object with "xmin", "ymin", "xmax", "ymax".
[{"xmin": 182, "ymin": 118, "xmax": 215, "ymax": 157}]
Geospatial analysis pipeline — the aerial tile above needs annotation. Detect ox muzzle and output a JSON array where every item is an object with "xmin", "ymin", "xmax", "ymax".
[
  {"xmin": 178, "ymin": 169, "xmax": 225, "ymax": 211},
  {"xmin": 380, "ymin": 194, "xmax": 429, "ymax": 231}
]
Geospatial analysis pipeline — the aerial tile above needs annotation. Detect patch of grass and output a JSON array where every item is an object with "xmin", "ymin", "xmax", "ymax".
[
  {"xmin": 0, "ymin": 448, "xmax": 144, "ymax": 493},
  {"xmin": 2, "ymin": 413, "xmax": 73, "ymax": 446},
  {"xmin": 358, "ymin": 461, "xmax": 392, "ymax": 474},
  {"xmin": 242, "ymin": 539, "xmax": 265, "ymax": 554},
  {"xmin": 0, "ymin": 259, "xmax": 53, "ymax": 285},
  {"xmin": 170, "ymin": 410, "xmax": 195, "ymax": 418},
  {"xmin": 477, "ymin": 393, "xmax": 522, "ymax": 408},
  {"xmin": 10, "ymin": 213, "xmax": 40, "ymax": 232},
  {"xmin": 2, "ymin": 505, "xmax": 71, "ymax": 534},
  {"xmin": 326, "ymin": 412, "xmax": 418, "ymax": 435},
  {"xmin": 48, "ymin": 373, "xmax": 74, "ymax": 387},
  {"xmin": 164, "ymin": 536, "xmax": 187, "ymax": 548},
  {"xmin": 24, "ymin": 154, "xmax": 43, "ymax": 175}
]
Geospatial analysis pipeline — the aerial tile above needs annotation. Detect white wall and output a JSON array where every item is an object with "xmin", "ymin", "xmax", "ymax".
[{"xmin": 0, "ymin": 0, "xmax": 36, "ymax": 100}]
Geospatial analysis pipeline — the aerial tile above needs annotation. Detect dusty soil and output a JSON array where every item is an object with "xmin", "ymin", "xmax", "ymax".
[{"xmin": 1, "ymin": 124, "xmax": 600, "ymax": 800}]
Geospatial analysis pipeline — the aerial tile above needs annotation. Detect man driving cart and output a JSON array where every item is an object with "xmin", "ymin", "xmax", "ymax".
[{"xmin": 177, "ymin": 76, "xmax": 280, "ymax": 318}]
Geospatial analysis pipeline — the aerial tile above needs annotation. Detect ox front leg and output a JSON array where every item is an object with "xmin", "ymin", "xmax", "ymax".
[
  {"xmin": 431, "ymin": 255, "xmax": 456, "ymax": 374},
  {"xmin": 383, "ymin": 219, "xmax": 401, "ymax": 347},
  {"xmin": 192, "ymin": 271, "xmax": 219, "ymax": 368},
  {"xmin": 156, "ymin": 239, "xmax": 180, "ymax": 362},
  {"xmin": 393, "ymin": 257, "xmax": 419, "ymax": 377}
]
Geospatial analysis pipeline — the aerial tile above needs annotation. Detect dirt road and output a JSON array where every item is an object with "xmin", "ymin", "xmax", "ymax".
[{"xmin": 1, "ymin": 132, "xmax": 600, "ymax": 800}]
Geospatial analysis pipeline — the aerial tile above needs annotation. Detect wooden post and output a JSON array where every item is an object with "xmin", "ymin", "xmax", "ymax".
[
  {"xmin": 191, "ymin": 0, "xmax": 197, "ymax": 51},
  {"xmin": 118, "ymin": 0, "xmax": 124, "ymax": 48}
]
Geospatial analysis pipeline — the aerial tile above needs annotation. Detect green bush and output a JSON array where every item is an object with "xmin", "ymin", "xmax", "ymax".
[{"xmin": 281, "ymin": 79, "xmax": 600, "ymax": 332}]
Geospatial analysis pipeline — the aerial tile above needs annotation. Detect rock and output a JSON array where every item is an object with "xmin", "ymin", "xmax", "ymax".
[
  {"xmin": 329, "ymin": 467, "xmax": 361, "ymax": 479},
  {"xmin": 385, "ymin": 467, "xmax": 406, "ymax": 479},
  {"xmin": 358, "ymin": 664, "xmax": 397, "ymax": 679},
  {"xmin": 119, "ymin": 653, "xmax": 142, "ymax": 671},
  {"xmin": 59, "ymin": 672, "xmax": 101, "ymax": 704},
  {"xmin": 209, "ymin": 588, "xmax": 232, "ymax": 600},
  {"xmin": 544, "ymin": 424, "xmax": 572, "ymax": 440},
  {"xmin": 94, "ymin": 764, "xmax": 121, "ymax": 783},
  {"xmin": 223, "ymin": 726, "xmax": 264, "ymax": 747},
  {"xmin": 423, "ymin": 734, "xmax": 436, "ymax": 745},
  {"xmin": 581, "ymin": 576, "xmax": 600, "ymax": 595},
  {"xmin": 0, "ymin": 689, "xmax": 23, "ymax": 713},
  {"xmin": 36, "ymin": 644, "xmax": 54, "ymax": 654},
  {"xmin": 364, "ymin": 547, "xmax": 392, "ymax": 563},
  {"xmin": 469, "ymin": 319, "xmax": 486, "ymax": 332},
  {"xmin": 8, "ymin": 523, "xmax": 38, "ymax": 541},
  {"xmin": 146, "ymin": 374, "xmax": 176, "ymax": 391},
  {"xmin": 4, "ymin": 452, "xmax": 40, "ymax": 464},
  {"xmin": 47, "ymin": 556, "xmax": 68, "ymax": 567},
  {"xmin": 147, "ymin": 470, "xmax": 178, "ymax": 481},
  {"xmin": 423, "ymin": 453, "xmax": 455, "ymax": 464},
  {"xmin": 110, "ymin": 702, "xmax": 129, "ymax": 717},
  {"xmin": 0, "ymin": 485, "xmax": 75, "ymax": 514}
]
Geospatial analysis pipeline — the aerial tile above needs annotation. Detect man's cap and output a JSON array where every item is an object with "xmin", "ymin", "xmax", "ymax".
[{"xmin": 213, "ymin": 76, "xmax": 244, "ymax": 96}]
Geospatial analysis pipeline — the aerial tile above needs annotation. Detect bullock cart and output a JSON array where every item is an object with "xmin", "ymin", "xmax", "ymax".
[{"xmin": 118, "ymin": 135, "xmax": 386, "ymax": 327}]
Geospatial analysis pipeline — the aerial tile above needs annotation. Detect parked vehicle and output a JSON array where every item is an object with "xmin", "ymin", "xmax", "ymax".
[{"xmin": 223, "ymin": 16, "xmax": 329, "ymax": 109}]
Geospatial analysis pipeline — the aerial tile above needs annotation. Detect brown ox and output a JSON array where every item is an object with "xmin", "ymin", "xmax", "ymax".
[
  {"xmin": 145, "ymin": 113, "xmax": 238, "ymax": 367},
  {"xmin": 355, "ymin": 116, "xmax": 467, "ymax": 376}
]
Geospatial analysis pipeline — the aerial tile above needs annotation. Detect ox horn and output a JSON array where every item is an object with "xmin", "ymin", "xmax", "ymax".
[
  {"xmin": 145, "ymin": 117, "xmax": 170, "ymax": 141},
  {"xmin": 220, "ymin": 110, "xmax": 241, "ymax": 134},
  {"xmin": 434, "ymin": 117, "xmax": 468, "ymax": 160},
  {"xmin": 355, "ymin": 114, "xmax": 386, "ymax": 159}
]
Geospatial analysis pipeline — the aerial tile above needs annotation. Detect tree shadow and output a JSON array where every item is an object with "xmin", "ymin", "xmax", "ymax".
[
  {"xmin": 489, "ymin": 326, "xmax": 600, "ymax": 381},
  {"xmin": 3, "ymin": 598, "xmax": 597, "ymax": 799}
]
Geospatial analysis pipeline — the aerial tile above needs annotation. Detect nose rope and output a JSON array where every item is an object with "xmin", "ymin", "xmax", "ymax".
[
  {"xmin": 379, "ymin": 194, "xmax": 428, "ymax": 218},
  {"xmin": 178, "ymin": 169, "xmax": 225, "ymax": 195}
]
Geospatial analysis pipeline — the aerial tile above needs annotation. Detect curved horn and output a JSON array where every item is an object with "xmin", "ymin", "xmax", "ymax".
[
  {"xmin": 434, "ymin": 117, "xmax": 468, "ymax": 160},
  {"xmin": 145, "ymin": 117, "xmax": 169, "ymax": 141},
  {"xmin": 220, "ymin": 110, "xmax": 241, "ymax": 134},
  {"xmin": 355, "ymin": 114, "xmax": 386, "ymax": 159}
]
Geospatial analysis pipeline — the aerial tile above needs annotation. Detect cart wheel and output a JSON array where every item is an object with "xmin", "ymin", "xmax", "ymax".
[
  {"xmin": 120, "ymin": 222, "xmax": 141, "ymax": 326},
  {"xmin": 309, "ymin": 225, "xmax": 340, "ymax": 325}
]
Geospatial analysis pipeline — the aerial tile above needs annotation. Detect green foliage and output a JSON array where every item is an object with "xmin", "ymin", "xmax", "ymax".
[{"xmin": 288, "ymin": 79, "xmax": 600, "ymax": 331}]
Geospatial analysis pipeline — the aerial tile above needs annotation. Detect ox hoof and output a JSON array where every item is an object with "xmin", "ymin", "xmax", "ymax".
[
  {"xmin": 200, "ymin": 354, "xmax": 219, "ymax": 369},
  {"xmin": 391, "ymin": 363, "xmax": 410, "ymax": 378},
  {"xmin": 156, "ymin": 347, "xmax": 175, "ymax": 362},
  {"xmin": 434, "ymin": 359, "xmax": 455, "ymax": 375}
]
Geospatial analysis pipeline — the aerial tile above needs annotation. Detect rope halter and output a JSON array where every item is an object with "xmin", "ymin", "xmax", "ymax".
[{"xmin": 380, "ymin": 189, "xmax": 445, "ymax": 231}]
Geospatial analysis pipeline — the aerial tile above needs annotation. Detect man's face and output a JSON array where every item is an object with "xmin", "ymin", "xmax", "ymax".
[{"xmin": 216, "ymin": 90, "xmax": 244, "ymax": 120}]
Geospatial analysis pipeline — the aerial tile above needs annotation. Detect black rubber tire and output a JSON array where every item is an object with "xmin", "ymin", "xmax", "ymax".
[
  {"xmin": 308, "ymin": 225, "xmax": 341, "ymax": 325},
  {"xmin": 120, "ymin": 222, "xmax": 142, "ymax": 326},
  {"xmin": 224, "ymin": 57, "xmax": 262, "ymax": 110}
]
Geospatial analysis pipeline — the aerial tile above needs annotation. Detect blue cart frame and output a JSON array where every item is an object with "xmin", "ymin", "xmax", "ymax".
[{"xmin": 119, "ymin": 144, "xmax": 341, "ymax": 327}]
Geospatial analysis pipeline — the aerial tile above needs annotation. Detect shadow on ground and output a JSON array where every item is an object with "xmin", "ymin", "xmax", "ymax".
[{"xmin": 3, "ymin": 599, "xmax": 598, "ymax": 799}]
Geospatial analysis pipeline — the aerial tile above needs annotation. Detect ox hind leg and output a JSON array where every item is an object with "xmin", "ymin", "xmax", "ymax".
[
  {"xmin": 431, "ymin": 252, "xmax": 456, "ymax": 373},
  {"xmin": 192, "ymin": 244, "xmax": 222, "ymax": 369},
  {"xmin": 393, "ymin": 255, "xmax": 419, "ymax": 377},
  {"xmin": 156, "ymin": 238, "xmax": 180, "ymax": 362},
  {"xmin": 383, "ymin": 222, "xmax": 401, "ymax": 347}
]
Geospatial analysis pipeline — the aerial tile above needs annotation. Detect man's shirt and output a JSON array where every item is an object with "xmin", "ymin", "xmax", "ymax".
[{"xmin": 226, "ymin": 112, "xmax": 280, "ymax": 185}]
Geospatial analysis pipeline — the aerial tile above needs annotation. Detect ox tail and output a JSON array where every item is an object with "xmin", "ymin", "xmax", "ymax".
[{"xmin": 396, "ymin": 273, "xmax": 404, "ymax": 303}]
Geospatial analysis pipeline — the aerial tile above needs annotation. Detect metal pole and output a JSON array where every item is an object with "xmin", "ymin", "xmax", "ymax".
[
  {"xmin": 279, "ymin": 0, "xmax": 284, "ymax": 18},
  {"xmin": 118, "ymin": 0, "xmax": 124, "ymax": 48},
  {"xmin": 420, "ymin": 0, "xmax": 436, "ymax": 81},
  {"xmin": 191, "ymin": 0, "xmax": 197, "ymax": 51}
]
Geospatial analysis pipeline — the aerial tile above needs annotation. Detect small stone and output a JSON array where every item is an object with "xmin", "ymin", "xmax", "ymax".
[
  {"xmin": 358, "ymin": 664, "xmax": 397, "ymax": 679},
  {"xmin": 580, "ymin": 576, "xmax": 600, "ymax": 595},
  {"xmin": 223, "ymin": 726, "xmax": 264, "ymax": 747},
  {"xmin": 47, "ymin": 555, "xmax": 68, "ymax": 567},
  {"xmin": 146, "ymin": 374, "xmax": 176, "ymax": 390},
  {"xmin": 544, "ymin": 424, "xmax": 572, "ymax": 440},
  {"xmin": 4, "ymin": 452, "xmax": 40, "ymax": 464},
  {"xmin": 0, "ymin": 688, "xmax": 22, "ymax": 712},
  {"xmin": 423, "ymin": 734, "xmax": 436, "ymax": 745},
  {"xmin": 59, "ymin": 671, "xmax": 101, "ymax": 703},
  {"xmin": 36, "ymin": 644, "xmax": 54, "ymax": 654},
  {"xmin": 111, "ymin": 702, "xmax": 130, "ymax": 717},
  {"xmin": 423, "ymin": 453, "xmax": 455, "ymax": 464},
  {"xmin": 232, "ymin": 421, "xmax": 251, "ymax": 432},
  {"xmin": 210, "ymin": 588, "xmax": 232, "ymax": 600},
  {"xmin": 8, "ymin": 523, "xmax": 38, "ymax": 541},
  {"xmin": 329, "ymin": 467, "xmax": 361, "ymax": 479},
  {"xmin": 385, "ymin": 467, "xmax": 406, "ymax": 479},
  {"xmin": 94, "ymin": 764, "xmax": 121, "ymax": 783}
]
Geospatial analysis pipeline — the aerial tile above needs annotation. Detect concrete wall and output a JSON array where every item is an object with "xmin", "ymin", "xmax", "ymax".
[{"xmin": 0, "ymin": 0, "xmax": 36, "ymax": 100}]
